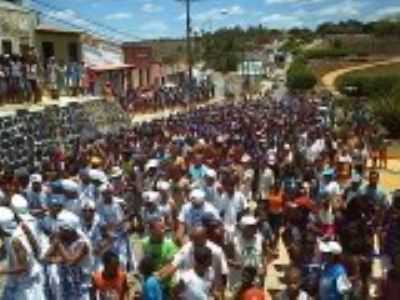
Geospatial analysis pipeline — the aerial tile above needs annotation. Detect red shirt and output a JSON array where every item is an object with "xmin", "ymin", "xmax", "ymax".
[{"xmin": 92, "ymin": 269, "xmax": 127, "ymax": 300}]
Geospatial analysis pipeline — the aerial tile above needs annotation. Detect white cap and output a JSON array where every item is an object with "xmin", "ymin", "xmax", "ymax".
[
  {"xmin": 61, "ymin": 179, "xmax": 79, "ymax": 193},
  {"xmin": 240, "ymin": 215, "xmax": 258, "ymax": 226},
  {"xmin": 145, "ymin": 159, "xmax": 160, "ymax": 171},
  {"xmin": 89, "ymin": 169, "xmax": 108, "ymax": 183},
  {"xmin": 143, "ymin": 191, "xmax": 161, "ymax": 203},
  {"xmin": 205, "ymin": 168, "xmax": 217, "ymax": 179},
  {"xmin": 99, "ymin": 183, "xmax": 113, "ymax": 193},
  {"xmin": 284, "ymin": 143, "xmax": 291, "ymax": 150},
  {"xmin": 10, "ymin": 194, "xmax": 29, "ymax": 215},
  {"xmin": 319, "ymin": 240, "xmax": 343, "ymax": 255},
  {"xmin": 0, "ymin": 207, "xmax": 17, "ymax": 234},
  {"xmin": 30, "ymin": 174, "xmax": 42, "ymax": 183},
  {"xmin": 190, "ymin": 189, "xmax": 206, "ymax": 204},
  {"xmin": 157, "ymin": 181, "xmax": 171, "ymax": 191},
  {"xmin": 82, "ymin": 199, "xmax": 96, "ymax": 210},
  {"xmin": 57, "ymin": 210, "xmax": 80, "ymax": 231},
  {"xmin": 241, "ymin": 154, "xmax": 252, "ymax": 163},
  {"xmin": 110, "ymin": 166, "xmax": 123, "ymax": 178}
]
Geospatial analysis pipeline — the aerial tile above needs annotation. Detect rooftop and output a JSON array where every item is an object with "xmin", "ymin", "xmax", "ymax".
[{"xmin": 35, "ymin": 24, "xmax": 82, "ymax": 34}]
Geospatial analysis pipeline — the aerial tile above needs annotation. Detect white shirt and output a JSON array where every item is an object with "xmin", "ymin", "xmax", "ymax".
[
  {"xmin": 258, "ymin": 167, "xmax": 275, "ymax": 196},
  {"xmin": 233, "ymin": 232, "xmax": 264, "ymax": 267},
  {"xmin": 175, "ymin": 268, "xmax": 214, "ymax": 300},
  {"xmin": 178, "ymin": 202, "xmax": 220, "ymax": 232},
  {"xmin": 218, "ymin": 191, "xmax": 248, "ymax": 231},
  {"xmin": 172, "ymin": 240, "xmax": 229, "ymax": 285},
  {"xmin": 279, "ymin": 290, "xmax": 310, "ymax": 300}
]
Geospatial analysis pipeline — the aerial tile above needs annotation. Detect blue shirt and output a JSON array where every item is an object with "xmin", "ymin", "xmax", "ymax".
[
  {"xmin": 143, "ymin": 276, "xmax": 164, "ymax": 300},
  {"xmin": 319, "ymin": 263, "xmax": 348, "ymax": 300}
]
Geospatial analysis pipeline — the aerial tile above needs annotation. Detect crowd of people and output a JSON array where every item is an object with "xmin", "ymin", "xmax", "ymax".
[
  {"xmin": 0, "ymin": 95, "xmax": 398, "ymax": 300},
  {"xmin": 120, "ymin": 81, "xmax": 215, "ymax": 114},
  {"xmin": 0, "ymin": 53, "xmax": 41, "ymax": 105}
]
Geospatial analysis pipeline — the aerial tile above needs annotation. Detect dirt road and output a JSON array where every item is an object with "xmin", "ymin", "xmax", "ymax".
[{"xmin": 321, "ymin": 57, "xmax": 400, "ymax": 95}]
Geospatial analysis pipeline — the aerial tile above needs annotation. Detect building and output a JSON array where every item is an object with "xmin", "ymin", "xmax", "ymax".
[
  {"xmin": 122, "ymin": 43, "xmax": 165, "ymax": 88},
  {"xmin": 35, "ymin": 24, "xmax": 82, "ymax": 65},
  {"xmin": 0, "ymin": 0, "xmax": 37, "ymax": 55}
]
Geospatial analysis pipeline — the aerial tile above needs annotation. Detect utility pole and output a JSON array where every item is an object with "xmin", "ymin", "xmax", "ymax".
[{"xmin": 186, "ymin": 0, "xmax": 193, "ymax": 83}]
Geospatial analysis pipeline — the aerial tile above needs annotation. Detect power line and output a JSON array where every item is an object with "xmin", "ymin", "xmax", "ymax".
[{"xmin": 30, "ymin": 0, "xmax": 141, "ymax": 42}]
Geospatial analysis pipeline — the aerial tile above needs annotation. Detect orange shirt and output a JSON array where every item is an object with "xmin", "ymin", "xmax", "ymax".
[
  {"xmin": 267, "ymin": 191, "xmax": 284, "ymax": 215},
  {"xmin": 240, "ymin": 287, "xmax": 272, "ymax": 300},
  {"xmin": 92, "ymin": 269, "xmax": 127, "ymax": 300}
]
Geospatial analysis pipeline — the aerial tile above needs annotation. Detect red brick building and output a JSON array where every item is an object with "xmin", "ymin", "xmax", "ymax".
[{"xmin": 122, "ymin": 43, "xmax": 164, "ymax": 88}]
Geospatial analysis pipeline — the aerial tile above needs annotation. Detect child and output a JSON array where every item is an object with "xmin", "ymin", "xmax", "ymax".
[
  {"xmin": 139, "ymin": 256, "xmax": 164, "ymax": 300},
  {"xmin": 235, "ymin": 266, "xmax": 271, "ymax": 300},
  {"xmin": 279, "ymin": 266, "xmax": 310, "ymax": 300},
  {"xmin": 92, "ymin": 251, "xmax": 129, "ymax": 300}
]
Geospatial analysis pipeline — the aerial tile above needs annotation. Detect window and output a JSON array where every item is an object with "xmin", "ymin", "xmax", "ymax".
[
  {"xmin": 68, "ymin": 42, "xmax": 79, "ymax": 63},
  {"xmin": 42, "ymin": 42, "xmax": 55, "ymax": 64},
  {"xmin": 2, "ymin": 40, "xmax": 12, "ymax": 55}
]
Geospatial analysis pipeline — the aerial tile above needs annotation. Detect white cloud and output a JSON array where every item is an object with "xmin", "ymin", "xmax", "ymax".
[
  {"xmin": 105, "ymin": 12, "xmax": 132, "ymax": 20},
  {"xmin": 141, "ymin": 2, "xmax": 163, "ymax": 13},
  {"xmin": 318, "ymin": 1, "xmax": 362, "ymax": 17},
  {"xmin": 140, "ymin": 21, "xmax": 168, "ymax": 33},
  {"xmin": 46, "ymin": 9, "xmax": 93, "ymax": 29},
  {"xmin": 260, "ymin": 13, "xmax": 303, "ymax": 28},
  {"xmin": 192, "ymin": 5, "xmax": 245, "ymax": 22}
]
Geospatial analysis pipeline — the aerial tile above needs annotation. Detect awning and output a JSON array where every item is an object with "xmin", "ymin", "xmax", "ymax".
[{"xmin": 89, "ymin": 63, "xmax": 135, "ymax": 72}]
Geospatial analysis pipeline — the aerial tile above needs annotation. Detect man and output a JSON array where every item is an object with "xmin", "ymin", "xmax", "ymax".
[
  {"xmin": 156, "ymin": 181, "xmax": 176, "ymax": 230},
  {"xmin": 61, "ymin": 179, "xmax": 81, "ymax": 215},
  {"xmin": 218, "ymin": 179, "xmax": 248, "ymax": 242},
  {"xmin": 203, "ymin": 168, "xmax": 221, "ymax": 206},
  {"xmin": 279, "ymin": 266, "xmax": 310, "ymax": 300},
  {"xmin": 25, "ymin": 173, "xmax": 47, "ymax": 217},
  {"xmin": 78, "ymin": 168, "xmax": 95, "ymax": 200},
  {"xmin": 361, "ymin": 170, "xmax": 388, "ymax": 208},
  {"xmin": 188, "ymin": 154, "xmax": 208, "ymax": 187},
  {"xmin": 160, "ymin": 225, "xmax": 228, "ymax": 294},
  {"xmin": 173, "ymin": 246, "xmax": 217, "ymax": 300},
  {"xmin": 0, "ymin": 206, "xmax": 46, "ymax": 299},
  {"xmin": 343, "ymin": 173, "xmax": 363, "ymax": 204},
  {"xmin": 318, "ymin": 241, "xmax": 351, "ymax": 300},
  {"xmin": 176, "ymin": 189, "xmax": 220, "ymax": 245}
]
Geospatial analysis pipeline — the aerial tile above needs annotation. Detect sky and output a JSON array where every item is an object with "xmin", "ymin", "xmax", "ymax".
[{"xmin": 28, "ymin": 0, "xmax": 400, "ymax": 41}]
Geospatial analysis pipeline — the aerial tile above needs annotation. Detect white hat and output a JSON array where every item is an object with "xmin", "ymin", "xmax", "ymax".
[
  {"xmin": 10, "ymin": 194, "xmax": 29, "ymax": 215},
  {"xmin": 57, "ymin": 210, "xmax": 80, "ymax": 231},
  {"xmin": 240, "ymin": 215, "xmax": 258, "ymax": 226},
  {"xmin": 145, "ymin": 159, "xmax": 160, "ymax": 171},
  {"xmin": 157, "ymin": 181, "xmax": 171, "ymax": 191},
  {"xmin": 319, "ymin": 240, "xmax": 343, "ymax": 255},
  {"xmin": 0, "ymin": 207, "xmax": 17, "ymax": 234},
  {"xmin": 30, "ymin": 174, "xmax": 42, "ymax": 184},
  {"xmin": 82, "ymin": 199, "xmax": 96, "ymax": 210},
  {"xmin": 88, "ymin": 169, "xmax": 108, "ymax": 183},
  {"xmin": 241, "ymin": 154, "xmax": 252, "ymax": 163},
  {"xmin": 110, "ymin": 166, "xmax": 123, "ymax": 178},
  {"xmin": 99, "ymin": 183, "xmax": 113, "ymax": 193},
  {"xmin": 205, "ymin": 168, "xmax": 217, "ymax": 179},
  {"xmin": 143, "ymin": 191, "xmax": 161, "ymax": 203},
  {"xmin": 190, "ymin": 189, "xmax": 206, "ymax": 204},
  {"xmin": 284, "ymin": 143, "xmax": 291, "ymax": 150},
  {"xmin": 61, "ymin": 179, "xmax": 79, "ymax": 193}
]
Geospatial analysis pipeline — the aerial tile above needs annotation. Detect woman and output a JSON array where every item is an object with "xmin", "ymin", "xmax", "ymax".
[
  {"xmin": 45, "ymin": 211, "xmax": 93, "ymax": 300},
  {"xmin": 267, "ymin": 181, "xmax": 285, "ymax": 241},
  {"xmin": 0, "ymin": 206, "xmax": 45, "ymax": 300}
]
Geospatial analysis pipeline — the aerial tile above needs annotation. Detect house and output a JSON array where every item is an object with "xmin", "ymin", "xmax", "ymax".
[
  {"xmin": 35, "ymin": 24, "xmax": 82, "ymax": 66},
  {"xmin": 0, "ymin": 0, "xmax": 37, "ymax": 55},
  {"xmin": 122, "ymin": 43, "xmax": 165, "ymax": 88}
]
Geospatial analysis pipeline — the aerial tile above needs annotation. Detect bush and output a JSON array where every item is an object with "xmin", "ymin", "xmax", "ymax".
[
  {"xmin": 337, "ymin": 74, "xmax": 400, "ymax": 97},
  {"xmin": 369, "ymin": 86, "xmax": 400, "ymax": 138},
  {"xmin": 286, "ymin": 58, "xmax": 317, "ymax": 91},
  {"xmin": 303, "ymin": 47, "xmax": 367, "ymax": 59}
]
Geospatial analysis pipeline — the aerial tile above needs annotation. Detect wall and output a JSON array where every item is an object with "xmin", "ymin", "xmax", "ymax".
[
  {"xmin": 0, "ymin": 5, "xmax": 37, "ymax": 54},
  {"xmin": 34, "ymin": 31, "xmax": 82, "ymax": 65}
]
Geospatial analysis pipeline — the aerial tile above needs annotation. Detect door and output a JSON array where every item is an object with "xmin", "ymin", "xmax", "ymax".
[
  {"xmin": 42, "ymin": 41, "xmax": 55, "ymax": 65},
  {"xmin": 1, "ymin": 40, "xmax": 12, "ymax": 55}
]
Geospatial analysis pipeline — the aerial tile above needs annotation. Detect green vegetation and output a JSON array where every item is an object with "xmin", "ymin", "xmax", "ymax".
[
  {"xmin": 286, "ymin": 57, "xmax": 317, "ymax": 92},
  {"xmin": 337, "ymin": 63, "xmax": 400, "ymax": 97},
  {"xmin": 335, "ymin": 63, "xmax": 400, "ymax": 137}
]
